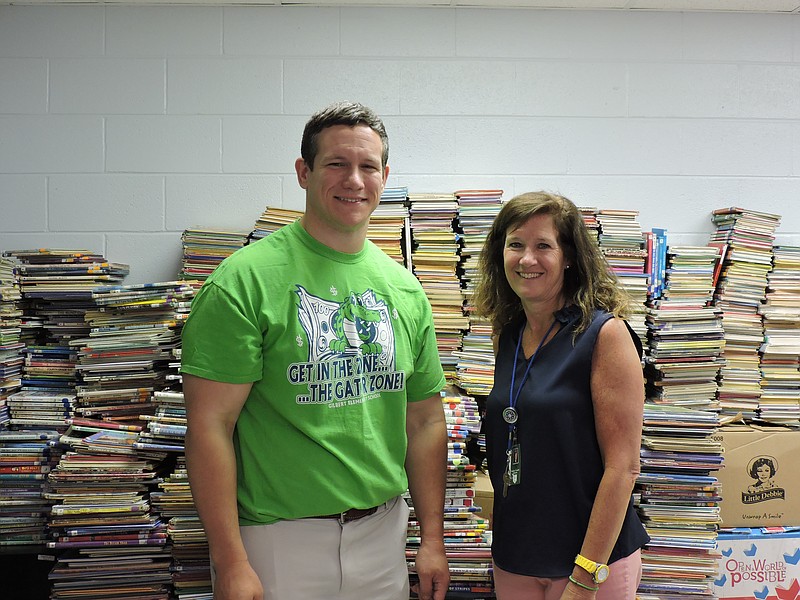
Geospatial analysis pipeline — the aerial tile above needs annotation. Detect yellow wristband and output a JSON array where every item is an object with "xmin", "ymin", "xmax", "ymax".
[{"xmin": 569, "ymin": 575, "xmax": 599, "ymax": 592}]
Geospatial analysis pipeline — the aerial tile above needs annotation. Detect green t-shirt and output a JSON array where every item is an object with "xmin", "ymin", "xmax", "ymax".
[{"xmin": 181, "ymin": 220, "xmax": 446, "ymax": 526}]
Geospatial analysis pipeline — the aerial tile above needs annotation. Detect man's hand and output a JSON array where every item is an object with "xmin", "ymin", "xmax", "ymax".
[
  {"xmin": 411, "ymin": 540, "xmax": 450, "ymax": 600},
  {"xmin": 213, "ymin": 559, "xmax": 264, "ymax": 600}
]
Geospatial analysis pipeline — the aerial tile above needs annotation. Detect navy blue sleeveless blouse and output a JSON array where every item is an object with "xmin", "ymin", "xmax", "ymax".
[{"xmin": 486, "ymin": 306, "xmax": 649, "ymax": 577}]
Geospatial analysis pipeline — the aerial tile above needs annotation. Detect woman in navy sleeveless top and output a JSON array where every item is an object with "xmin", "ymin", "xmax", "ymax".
[{"xmin": 474, "ymin": 192, "xmax": 649, "ymax": 600}]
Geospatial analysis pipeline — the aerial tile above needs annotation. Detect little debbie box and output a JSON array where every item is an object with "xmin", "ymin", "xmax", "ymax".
[
  {"xmin": 716, "ymin": 425, "xmax": 800, "ymax": 527},
  {"xmin": 715, "ymin": 529, "xmax": 800, "ymax": 600}
]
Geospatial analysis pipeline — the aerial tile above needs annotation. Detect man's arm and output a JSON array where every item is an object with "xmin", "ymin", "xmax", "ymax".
[
  {"xmin": 183, "ymin": 373, "xmax": 263, "ymax": 600},
  {"xmin": 405, "ymin": 393, "xmax": 450, "ymax": 600}
]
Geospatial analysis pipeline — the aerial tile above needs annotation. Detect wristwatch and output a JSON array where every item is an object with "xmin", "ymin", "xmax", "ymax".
[{"xmin": 574, "ymin": 554, "xmax": 610, "ymax": 584}]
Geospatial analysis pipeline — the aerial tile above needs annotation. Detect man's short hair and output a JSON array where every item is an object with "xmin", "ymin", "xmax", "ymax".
[{"xmin": 300, "ymin": 101, "xmax": 389, "ymax": 170}]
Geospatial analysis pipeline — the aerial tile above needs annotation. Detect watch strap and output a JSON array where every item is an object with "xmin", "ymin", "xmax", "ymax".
[
  {"xmin": 575, "ymin": 554, "xmax": 610, "ymax": 583},
  {"xmin": 574, "ymin": 553, "xmax": 598, "ymax": 575}
]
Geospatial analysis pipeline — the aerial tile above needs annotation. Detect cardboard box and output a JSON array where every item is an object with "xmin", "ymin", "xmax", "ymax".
[
  {"xmin": 716, "ymin": 425, "xmax": 800, "ymax": 528},
  {"xmin": 714, "ymin": 529, "xmax": 800, "ymax": 600},
  {"xmin": 474, "ymin": 470, "xmax": 494, "ymax": 530}
]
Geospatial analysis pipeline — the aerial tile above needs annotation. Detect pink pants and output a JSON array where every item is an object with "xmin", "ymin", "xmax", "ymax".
[{"xmin": 493, "ymin": 549, "xmax": 642, "ymax": 600}]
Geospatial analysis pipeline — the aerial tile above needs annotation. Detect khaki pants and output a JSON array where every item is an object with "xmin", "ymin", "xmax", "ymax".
[{"xmin": 229, "ymin": 496, "xmax": 410, "ymax": 600}]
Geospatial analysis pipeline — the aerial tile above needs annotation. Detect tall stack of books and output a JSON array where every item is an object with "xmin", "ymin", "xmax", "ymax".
[
  {"xmin": 41, "ymin": 281, "xmax": 194, "ymax": 597},
  {"xmin": 180, "ymin": 228, "xmax": 249, "ymax": 281},
  {"xmin": 249, "ymin": 206, "xmax": 303, "ymax": 242},
  {"xmin": 407, "ymin": 193, "xmax": 468, "ymax": 381},
  {"xmin": 757, "ymin": 245, "xmax": 800, "ymax": 425},
  {"xmin": 143, "ymin": 302, "xmax": 210, "ymax": 599},
  {"xmin": 596, "ymin": 210, "xmax": 649, "ymax": 345},
  {"xmin": 369, "ymin": 187, "xmax": 409, "ymax": 266},
  {"xmin": 635, "ymin": 403, "xmax": 722, "ymax": 600},
  {"xmin": 0, "ymin": 250, "xmax": 132, "ymax": 553},
  {"xmin": 453, "ymin": 190, "xmax": 502, "ymax": 399},
  {"xmin": 406, "ymin": 388, "xmax": 492, "ymax": 599},
  {"xmin": 709, "ymin": 207, "xmax": 781, "ymax": 420},
  {"xmin": 0, "ymin": 255, "xmax": 24, "ymax": 426},
  {"xmin": 644, "ymin": 246, "xmax": 725, "ymax": 411},
  {"xmin": 636, "ymin": 244, "xmax": 726, "ymax": 600}
]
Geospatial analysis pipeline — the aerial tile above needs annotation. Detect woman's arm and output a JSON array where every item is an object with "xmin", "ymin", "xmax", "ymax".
[{"xmin": 567, "ymin": 317, "xmax": 645, "ymax": 595}]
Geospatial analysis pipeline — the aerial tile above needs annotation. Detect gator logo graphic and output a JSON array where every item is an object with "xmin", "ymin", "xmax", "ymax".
[{"xmin": 289, "ymin": 286, "xmax": 405, "ymax": 406}]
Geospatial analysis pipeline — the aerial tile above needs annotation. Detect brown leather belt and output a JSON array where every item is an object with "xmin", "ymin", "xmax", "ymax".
[{"xmin": 317, "ymin": 506, "xmax": 380, "ymax": 524}]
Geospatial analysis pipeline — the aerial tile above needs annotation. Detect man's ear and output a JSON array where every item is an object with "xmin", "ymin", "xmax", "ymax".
[{"xmin": 295, "ymin": 157, "xmax": 310, "ymax": 190}]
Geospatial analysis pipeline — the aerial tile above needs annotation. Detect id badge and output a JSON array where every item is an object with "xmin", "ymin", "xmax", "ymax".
[{"xmin": 508, "ymin": 443, "xmax": 522, "ymax": 486}]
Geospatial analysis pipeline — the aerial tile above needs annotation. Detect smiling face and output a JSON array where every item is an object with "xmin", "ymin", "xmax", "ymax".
[
  {"xmin": 756, "ymin": 463, "xmax": 773, "ymax": 482},
  {"xmin": 503, "ymin": 212, "xmax": 569, "ymax": 312},
  {"xmin": 296, "ymin": 124, "xmax": 389, "ymax": 253}
]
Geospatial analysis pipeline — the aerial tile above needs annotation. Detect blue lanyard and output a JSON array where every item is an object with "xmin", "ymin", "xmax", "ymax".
[{"xmin": 507, "ymin": 318, "xmax": 559, "ymax": 445}]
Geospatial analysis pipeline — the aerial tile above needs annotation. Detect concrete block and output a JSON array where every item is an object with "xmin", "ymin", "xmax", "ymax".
[
  {"xmin": 0, "ymin": 59, "xmax": 47, "ymax": 114},
  {"xmin": 50, "ymin": 59, "xmax": 165, "ymax": 114},
  {"xmin": 168, "ymin": 58, "xmax": 282, "ymax": 115},
  {"xmin": 106, "ymin": 116, "xmax": 221, "ymax": 173},
  {"xmin": 49, "ymin": 175, "xmax": 164, "ymax": 231}
]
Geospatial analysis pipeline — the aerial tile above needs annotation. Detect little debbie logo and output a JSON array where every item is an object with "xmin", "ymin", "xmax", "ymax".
[{"xmin": 743, "ymin": 455, "xmax": 786, "ymax": 505}]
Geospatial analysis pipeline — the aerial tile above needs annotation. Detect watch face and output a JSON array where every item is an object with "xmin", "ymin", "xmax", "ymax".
[{"xmin": 595, "ymin": 564, "xmax": 610, "ymax": 583}]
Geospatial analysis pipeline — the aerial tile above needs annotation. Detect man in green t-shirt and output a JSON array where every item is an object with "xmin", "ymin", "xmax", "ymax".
[{"xmin": 181, "ymin": 102, "xmax": 449, "ymax": 600}]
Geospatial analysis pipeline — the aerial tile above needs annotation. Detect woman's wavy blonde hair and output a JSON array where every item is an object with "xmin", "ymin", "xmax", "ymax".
[{"xmin": 473, "ymin": 191, "xmax": 633, "ymax": 335}]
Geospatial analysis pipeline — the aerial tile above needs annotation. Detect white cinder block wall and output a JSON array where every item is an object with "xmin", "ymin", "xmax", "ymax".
[{"xmin": 1, "ymin": 5, "xmax": 799, "ymax": 284}]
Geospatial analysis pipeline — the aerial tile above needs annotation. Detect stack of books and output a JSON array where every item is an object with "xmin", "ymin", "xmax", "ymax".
[
  {"xmin": 0, "ymin": 253, "xmax": 81, "ymax": 551},
  {"xmin": 136, "ymin": 389, "xmax": 187, "ymax": 454},
  {"xmin": 2, "ymin": 389, "xmax": 74, "ymax": 553},
  {"xmin": 644, "ymin": 246, "xmax": 725, "ymax": 411},
  {"xmin": 452, "ymin": 322, "xmax": 494, "ymax": 399},
  {"xmin": 46, "ymin": 419, "xmax": 171, "ymax": 599},
  {"xmin": 4, "ymin": 249, "xmax": 130, "ymax": 412},
  {"xmin": 6, "ymin": 388, "xmax": 75, "ymax": 432},
  {"xmin": 369, "ymin": 187, "xmax": 409, "ymax": 266},
  {"xmin": 145, "ymin": 299, "xmax": 210, "ymax": 599},
  {"xmin": 156, "ymin": 457, "xmax": 212, "ymax": 600},
  {"xmin": 0, "ymin": 255, "xmax": 24, "ymax": 426},
  {"xmin": 637, "ymin": 245, "xmax": 726, "ymax": 600},
  {"xmin": 757, "ymin": 245, "xmax": 800, "ymax": 425},
  {"xmin": 709, "ymin": 207, "xmax": 781, "ymax": 420},
  {"xmin": 578, "ymin": 206, "xmax": 600, "ymax": 244},
  {"xmin": 0, "ymin": 429, "xmax": 62, "ymax": 549},
  {"xmin": 596, "ymin": 210, "xmax": 649, "ymax": 345},
  {"xmin": 408, "ymin": 193, "xmax": 468, "ymax": 381},
  {"xmin": 68, "ymin": 281, "xmax": 194, "ymax": 427},
  {"xmin": 249, "ymin": 206, "xmax": 303, "ymax": 242},
  {"xmin": 453, "ymin": 190, "xmax": 503, "ymax": 399},
  {"xmin": 180, "ymin": 228, "xmax": 249, "ymax": 281},
  {"xmin": 8, "ymin": 249, "xmax": 129, "ymax": 300},
  {"xmin": 20, "ymin": 345, "xmax": 79, "ymax": 400},
  {"xmin": 406, "ymin": 388, "xmax": 492, "ymax": 599},
  {"xmin": 635, "ymin": 403, "xmax": 722, "ymax": 600}
]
